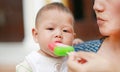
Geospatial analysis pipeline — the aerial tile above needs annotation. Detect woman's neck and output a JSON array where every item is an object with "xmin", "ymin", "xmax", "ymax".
[
  {"xmin": 98, "ymin": 36, "xmax": 120, "ymax": 56},
  {"xmin": 105, "ymin": 36, "xmax": 120, "ymax": 49},
  {"xmin": 98, "ymin": 36, "xmax": 120, "ymax": 66}
]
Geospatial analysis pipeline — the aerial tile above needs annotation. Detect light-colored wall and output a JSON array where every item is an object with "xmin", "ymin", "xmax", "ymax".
[{"xmin": 0, "ymin": 0, "xmax": 62, "ymax": 65}]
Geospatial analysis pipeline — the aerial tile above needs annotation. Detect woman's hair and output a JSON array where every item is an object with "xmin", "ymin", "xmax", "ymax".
[{"xmin": 35, "ymin": 2, "xmax": 74, "ymax": 27}]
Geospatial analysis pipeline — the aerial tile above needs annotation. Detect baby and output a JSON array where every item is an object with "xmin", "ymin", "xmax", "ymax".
[{"xmin": 16, "ymin": 2, "xmax": 75, "ymax": 72}]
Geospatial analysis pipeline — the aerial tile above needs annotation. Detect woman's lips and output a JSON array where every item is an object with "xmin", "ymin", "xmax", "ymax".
[{"xmin": 97, "ymin": 17, "xmax": 106, "ymax": 26}]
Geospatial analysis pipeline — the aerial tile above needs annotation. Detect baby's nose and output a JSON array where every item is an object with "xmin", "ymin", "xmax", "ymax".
[
  {"xmin": 55, "ymin": 31, "xmax": 62, "ymax": 38},
  {"xmin": 55, "ymin": 35, "xmax": 62, "ymax": 38}
]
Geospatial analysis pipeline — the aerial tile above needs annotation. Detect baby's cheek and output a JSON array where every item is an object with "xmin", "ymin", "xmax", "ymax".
[{"xmin": 64, "ymin": 38, "xmax": 74, "ymax": 45}]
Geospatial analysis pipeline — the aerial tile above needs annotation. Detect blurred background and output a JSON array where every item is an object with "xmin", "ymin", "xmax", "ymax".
[{"xmin": 0, "ymin": 0, "xmax": 101, "ymax": 72}]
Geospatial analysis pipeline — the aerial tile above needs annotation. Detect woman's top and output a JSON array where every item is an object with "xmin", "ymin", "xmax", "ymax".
[{"xmin": 74, "ymin": 37, "xmax": 105, "ymax": 53}]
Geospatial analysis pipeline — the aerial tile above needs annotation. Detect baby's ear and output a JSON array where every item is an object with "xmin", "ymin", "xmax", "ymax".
[{"xmin": 32, "ymin": 28, "xmax": 38, "ymax": 43}]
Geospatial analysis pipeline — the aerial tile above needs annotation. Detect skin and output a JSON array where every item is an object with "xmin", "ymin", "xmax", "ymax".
[
  {"xmin": 32, "ymin": 9, "xmax": 75, "ymax": 57},
  {"xmin": 72, "ymin": 38, "xmax": 84, "ymax": 46},
  {"xmin": 67, "ymin": 52, "xmax": 115, "ymax": 72},
  {"xmin": 94, "ymin": 0, "xmax": 120, "ymax": 36},
  {"xmin": 67, "ymin": 0, "xmax": 120, "ymax": 72}
]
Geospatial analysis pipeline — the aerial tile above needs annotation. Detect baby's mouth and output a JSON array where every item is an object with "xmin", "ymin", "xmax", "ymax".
[{"xmin": 55, "ymin": 41, "xmax": 62, "ymax": 43}]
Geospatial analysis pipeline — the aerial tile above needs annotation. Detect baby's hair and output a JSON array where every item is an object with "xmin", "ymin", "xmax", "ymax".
[{"xmin": 35, "ymin": 2, "xmax": 74, "ymax": 27}]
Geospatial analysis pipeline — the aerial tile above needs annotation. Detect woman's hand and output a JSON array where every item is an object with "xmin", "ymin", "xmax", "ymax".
[{"xmin": 67, "ymin": 51, "xmax": 115, "ymax": 72}]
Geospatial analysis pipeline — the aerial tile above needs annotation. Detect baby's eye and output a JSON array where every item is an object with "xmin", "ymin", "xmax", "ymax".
[
  {"xmin": 63, "ymin": 30, "xmax": 69, "ymax": 32},
  {"xmin": 46, "ymin": 28, "xmax": 54, "ymax": 30}
]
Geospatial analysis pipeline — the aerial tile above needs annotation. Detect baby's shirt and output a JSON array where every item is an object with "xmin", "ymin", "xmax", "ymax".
[{"xmin": 16, "ymin": 51, "xmax": 67, "ymax": 72}]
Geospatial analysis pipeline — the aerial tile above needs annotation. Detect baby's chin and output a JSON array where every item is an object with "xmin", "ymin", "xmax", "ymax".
[
  {"xmin": 45, "ymin": 51, "xmax": 60, "ymax": 58},
  {"xmin": 49, "ymin": 53, "xmax": 64, "ymax": 58},
  {"xmin": 39, "ymin": 47, "xmax": 65, "ymax": 58}
]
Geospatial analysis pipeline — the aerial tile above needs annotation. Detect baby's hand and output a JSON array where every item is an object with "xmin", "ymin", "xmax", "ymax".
[{"xmin": 72, "ymin": 38, "xmax": 84, "ymax": 45}]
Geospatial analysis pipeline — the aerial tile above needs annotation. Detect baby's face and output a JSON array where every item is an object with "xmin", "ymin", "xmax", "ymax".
[{"xmin": 33, "ymin": 10, "xmax": 75, "ymax": 57}]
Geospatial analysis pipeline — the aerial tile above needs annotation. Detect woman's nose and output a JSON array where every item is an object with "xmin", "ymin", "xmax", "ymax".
[{"xmin": 93, "ymin": 0, "xmax": 104, "ymax": 12}]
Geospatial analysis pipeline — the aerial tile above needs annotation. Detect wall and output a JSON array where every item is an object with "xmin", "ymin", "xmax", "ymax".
[{"xmin": 0, "ymin": 0, "xmax": 62, "ymax": 66}]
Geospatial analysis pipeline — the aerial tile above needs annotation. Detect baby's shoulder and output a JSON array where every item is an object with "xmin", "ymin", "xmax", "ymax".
[{"xmin": 16, "ymin": 60, "xmax": 32, "ymax": 72}]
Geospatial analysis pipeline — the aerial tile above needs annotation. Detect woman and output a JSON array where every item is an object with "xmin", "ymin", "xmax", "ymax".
[{"xmin": 67, "ymin": 0, "xmax": 120, "ymax": 72}]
